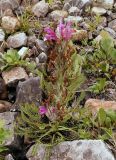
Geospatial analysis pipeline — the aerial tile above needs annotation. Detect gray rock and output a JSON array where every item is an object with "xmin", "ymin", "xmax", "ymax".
[
  {"xmin": 32, "ymin": 1, "xmax": 49, "ymax": 18},
  {"xmin": 108, "ymin": 19, "xmax": 116, "ymax": 32},
  {"xmin": 94, "ymin": 0, "xmax": 114, "ymax": 9},
  {"xmin": 38, "ymin": 52, "xmax": 47, "ymax": 63},
  {"xmin": 50, "ymin": 10, "xmax": 68, "ymax": 22},
  {"xmin": 12, "ymin": 77, "xmax": 42, "ymax": 110},
  {"xmin": 1, "ymin": 16, "xmax": 20, "ymax": 33},
  {"xmin": 27, "ymin": 35, "xmax": 36, "ymax": 47},
  {"xmin": 64, "ymin": 0, "xmax": 92, "ymax": 10},
  {"xmin": 65, "ymin": 16, "xmax": 83, "ymax": 23},
  {"xmin": 7, "ymin": 32, "xmax": 27, "ymax": 48},
  {"xmin": 0, "ymin": 29, "xmax": 5, "ymax": 42},
  {"xmin": 2, "ymin": 67, "xmax": 28, "ymax": 86},
  {"xmin": 5, "ymin": 154, "xmax": 14, "ymax": 160},
  {"xmin": 36, "ymin": 39, "xmax": 48, "ymax": 52},
  {"xmin": 27, "ymin": 140, "xmax": 115, "ymax": 160},
  {"xmin": 69, "ymin": 6, "xmax": 80, "ymax": 16},
  {"xmin": 104, "ymin": 27, "xmax": 116, "ymax": 38},
  {"xmin": 92, "ymin": 7, "xmax": 107, "ymax": 15},
  {"xmin": 0, "ymin": 78, "xmax": 7, "ymax": 99}
]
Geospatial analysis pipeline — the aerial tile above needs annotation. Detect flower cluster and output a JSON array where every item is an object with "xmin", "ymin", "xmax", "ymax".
[{"xmin": 44, "ymin": 20, "xmax": 74, "ymax": 41}]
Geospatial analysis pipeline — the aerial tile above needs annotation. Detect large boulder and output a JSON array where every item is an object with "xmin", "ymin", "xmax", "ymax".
[{"xmin": 27, "ymin": 140, "xmax": 115, "ymax": 160}]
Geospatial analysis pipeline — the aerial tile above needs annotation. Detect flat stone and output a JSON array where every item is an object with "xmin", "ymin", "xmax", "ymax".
[
  {"xmin": 12, "ymin": 77, "xmax": 42, "ymax": 110},
  {"xmin": 1, "ymin": 16, "xmax": 20, "ymax": 33},
  {"xmin": 50, "ymin": 10, "xmax": 68, "ymax": 21},
  {"xmin": 32, "ymin": 1, "xmax": 49, "ymax": 18},
  {"xmin": 72, "ymin": 30, "xmax": 88, "ymax": 41},
  {"xmin": 85, "ymin": 99, "xmax": 116, "ymax": 112},
  {"xmin": 0, "ymin": 29, "xmax": 5, "ymax": 42},
  {"xmin": 7, "ymin": 32, "xmax": 27, "ymax": 48},
  {"xmin": 36, "ymin": 39, "xmax": 48, "ymax": 52},
  {"xmin": 69, "ymin": 6, "xmax": 80, "ymax": 16},
  {"xmin": 108, "ymin": 19, "xmax": 116, "ymax": 32},
  {"xmin": 38, "ymin": 52, "xmax": 47, "ymax": 63},
  {"xmin": 27, "ymin": 140, "xmax": 115, "ymax": 160},
  {"xmin": 18, "ymin": 47, "xmax": 28, "ymax": 58},
  {"xmin": 0, "ymin": 101, "xmax": 12, "ymax": 113},
  {"xmin": 2, "ymin": 67, "xmax": 28, "ymax": 86},
  {"xmin": 92, "ymin": 7, "xmax": 107, "ymax": 15},
  {"xmin": 65, "ymin": 16, "xmax": 83, "ymax": 23},
  {"xmin": 0, "ymin": 77, "xmax": 7, "ymax": 99}
]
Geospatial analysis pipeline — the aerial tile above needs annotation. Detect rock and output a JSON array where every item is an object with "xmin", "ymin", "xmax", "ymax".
[
  {"xmin": 104, "ymin": 27, "xmax": 116, "ymax": 39},
  {"xmin": 2, "ymin": 67, "xmax": 28, "ymax": 86},
  {"xmin": 36, "ymin": 39, "xmax": 48, "ymax": 52},
  {"xmin": 32, "ymin": 1, "xmax": 49, "ymax": 18},
  {"xmin": 27, "ymin": 35, "xmax": 36, "ymax": 47},
  {"xmin": 27, "ymin": 140, "xmax": 115, "ymax": 160},
  {"xmin": 12, "ymin": 77, "xmax": 42, "ymax": 110},
  {"xmin": 1, "ymin": 16, "xmax": 20, "ymax": 33},
  {"xmin": 108, "ymin": 19, "xmax": 116, "ymax": 32},
  {"xmin": 18, "ymin": 47, "xmax": 29, "ymax": 58},
  {"xmin": 0, "ymin": 78, "xmax": 7, "ymax": 99},
  {"xmin": 0, "ymin": 101, "xmax": 12, "ymax": 112},
  {"xmin": 85, "ymin": 99, "xmax": 116, "ymax": 112},
  {"xmin": 0, "ymin": 29, "xmax": 5, "ymax": 42},
  {"xmin": 69, "ymin": 6, "xmax": 80, "ymax": 16},
  {"xmin": 49, "ymin": 0, "xmax": 63, "ymax": 10},
  {"xmin": 50, "ymin": 10, "xmax": 68, "ymax": 22},
  {"xmin": 92, "ymin": 7, "xmax": 106, "ymax": 15},
  {"xmin": 95, "ymin": 0, "xmax": 114, "ymax": 9},
  {"xmin": 7, "ymin": 32, "xmax": 27, "ymax": 48},
  {"xmin": 38, "ymin": 52, "xmax": 47, "ymax": 63},
  {"xmin": 73, "ymin": 30, "xmax": 88, "ymax": 41},
  {"xmin": 5, "ymin": 154, "xmax": 14, "ymax": 160},
  {"xmin": 65, "ymin": 16, "xmax": 83, "ymax": 23},
  {"xmin": 94, "ymin": 35, "xmax": 102, "ymax": 43}
]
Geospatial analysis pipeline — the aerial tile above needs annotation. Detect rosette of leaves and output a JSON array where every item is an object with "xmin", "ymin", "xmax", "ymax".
[
  {"xmin": 0, "ymin": 49, "xmax": 36, "ymax": 72},
  {"xmin": 84, "ymin": 31, "xmax": 116, "ymax": 77}
]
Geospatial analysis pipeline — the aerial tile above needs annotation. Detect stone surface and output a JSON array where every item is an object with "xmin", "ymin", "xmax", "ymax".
[
  {"xmin": 5, "ymin": 154, "xmax": 14, "ymax": 160},
  {"xmin": 38, "ymin": 52, "xmax": 47, "ymax": 63},
  {"xmin": 1, "ymin": 16, "xmax": 20, "ymax": 33},
  {"xmin": 73, "ymin": 30, "xmax": 88, "ymax": 41},
  {"xmin": 2, "ymin": 67, "xmax": 28, "ymax": 86},
  {"xmin": 36, "ymin": 39, "xmax": 48, "ymax": 52},
  {"xmin": 0, "ymin": 29, "xmax": 5, "ymax": 42},
  {"xmin": 94, "ymin": 0, "xmax": 114, "ymax": 9},
  {"xmin": 0, "ymin": 78, "xmax": 7, "ymax": 99},
  {"xmin": 65, "ymin": 16, "xmax": 83, "ymax": 23},
  {"xmin": 69, "ymin": 7, "xmax": 80, "ymax": 16},
  {"xmin": 92, "ymin": 7, "xmax": 106, "ymax": 15},
  {"xmin": 108, "ymin": 19, "xmax": 116, "ymax": 32},
  {"xmin": 85, "ymin": 99, "xmax": 116, "ymax": 112},
  {"xmin": 104, "ymin": 27, "xmax": 116, "ymax": 38},
  {"xmin": 32, "ymin": 1, "xmax": 49, "ymax": 18},
  {"xmin": 50, "ymin": 10, "xmax": 68, "ymax": 21},
  {"xmin": 18, "ymin": 47, "xmax": 28, "ymax": 58},
  {"xmin": 7, "ymin": 32, "xmax": 27, "ymax": 48},
  {"xmin": 12, "ymin": 77, "xmax": 42, "ymax": 110},
  {"xmin": 0, "ymin": 101, "xmax": 12, "ymax": 113},
  {"xmin": 27, "ymin": 140, "xmax": 115, "ymax": 160}
]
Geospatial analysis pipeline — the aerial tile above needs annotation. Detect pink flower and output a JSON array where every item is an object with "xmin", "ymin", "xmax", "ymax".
[
  {"xmin": 39, "ymin": 106, "xmax": 47, "ymax": 115},
  {"xmin": 57, "ymin": 20, "xmax": 74, "ymax": 41},
  {"xmin": 44, "ymin": 27, "xmax": 57, "ymax": 41}
]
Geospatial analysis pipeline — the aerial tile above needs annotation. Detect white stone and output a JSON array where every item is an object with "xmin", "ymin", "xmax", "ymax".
[
  {"xmin": 1, "ymin": 16, "xmax": 20, "ymax": 33},
  {"xmin": 92, "ymin": 7, "xmax": 106, "ymax": 15},
  {"xmin": 0, "ymin": 29, "xmax": 5, "ymax": 41},
  {"xmin": 32, "ymin": 1, "xmax": 49, "ymax": 18},
  {"xmin": 7, "ymin": 32, "xmax": 27, "ymax": 48},
  {"xmin": 18, "ymin": 47, "xmax": 28, "ymax": 58},
  {"xmin": 2, "ymin": 67, "xmax": 28, "ymax": 85},
  {"xmin": 27, "ymin": 140, "xmax": 115, "ymax": 160}
]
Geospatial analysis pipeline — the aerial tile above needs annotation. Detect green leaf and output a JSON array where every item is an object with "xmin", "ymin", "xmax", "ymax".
[{"xmin": 98, "ymin": 108, "xmax": 106, "ymax": 125}]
